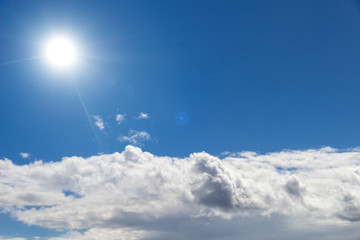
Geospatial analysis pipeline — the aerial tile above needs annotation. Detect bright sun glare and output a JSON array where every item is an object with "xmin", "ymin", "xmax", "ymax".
[{"xmin": 44, "ymin": 36, "xmax": 78, "ymax": 70}]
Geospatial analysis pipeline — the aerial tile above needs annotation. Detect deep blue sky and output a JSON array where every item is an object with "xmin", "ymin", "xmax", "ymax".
[{"xmin": 1, "ymin": 0, "xmax": 360, "ymax": 163}]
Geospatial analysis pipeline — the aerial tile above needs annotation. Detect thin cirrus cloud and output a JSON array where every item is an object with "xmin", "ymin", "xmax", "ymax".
[
  {"xmin": 1, "ymin": 146, "xmax": 360, "ymax": 239},
  {"xmin": 92, "ymin": 115, "xmax": 105, "ymax": 131},
  {"xmin": 116, "ymin": 114, "xmax": 126, "ymax": 125},
  {"xmin": 92, "ymin": 112, "xmax": 149, "ymax": 130},
  {"xmin": 19, "ymin": 152, "xmax": 30, "ymax": 159},
  {"xmin": 0, "ymin": 237, "xmax": 27, "ymax": 240},
  {"xmin": 135, "ymin": 112, "xmax": 149, "ymax": 120},
  {"xmin": 118, "ymin": 130, "xmax": 151, "ymax": 145}
]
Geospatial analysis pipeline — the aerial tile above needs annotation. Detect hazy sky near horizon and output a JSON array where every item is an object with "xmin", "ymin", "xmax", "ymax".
[{"xmin": 1, "ymin": 0, "xmax": 360, "ymax": 239}]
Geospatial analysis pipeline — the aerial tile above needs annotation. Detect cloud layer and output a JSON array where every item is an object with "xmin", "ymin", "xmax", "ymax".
[{"xmin": 1, "ymin": 146, "xmax": 360, "ymax": 239}]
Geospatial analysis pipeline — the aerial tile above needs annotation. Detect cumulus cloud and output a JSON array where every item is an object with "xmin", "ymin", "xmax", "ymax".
[
  {"xmin": 1, "ymin": 146, "xmax": 360, "ymax": 239},
  {"xmin": 118, "ymin": 130, "xmax": 151, "ymax": 145},
  {"xmin": 135, "ymin": 112, "xmax": 149, "ymax": 120},
  {"xmin": 92, "ymin": 115, "xmax": 104, "ymax": 131},
  {"xmin": 116, "ymin": 114, "xmax": 126, "ymax": 125},
  {"xmin": 19, "ymin": 152, "xmax": 30, "ymax": 159}
]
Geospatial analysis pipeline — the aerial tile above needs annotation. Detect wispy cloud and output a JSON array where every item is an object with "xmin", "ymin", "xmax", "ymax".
[
  {"xmin": 48, "ymin": 228, "xmax": 150, "ymax": 240},
  {"xmin": 19, "ymin": 152, "xmax": 30, "ymax": 159},
  {"xmin": 118, "ymin": 130, "xmax": 150, "ymax": 145},
  {"xmin": 0, "ymin": 237, "xmax": 27, "ymax": 240},
  {"xmin": 116, "ymin": 114, "xmax": 126, "ymax": 125},
  {"xmin": 92, "ymin": 115, "xmax": 105, "ymax": 131},
  {"xmin": 135, "ymin": 112, "xmax": 149, "ymax": 120},
  {"xmin": 2, "ymin": 146, "xmax": 360, "ymax": 239}
]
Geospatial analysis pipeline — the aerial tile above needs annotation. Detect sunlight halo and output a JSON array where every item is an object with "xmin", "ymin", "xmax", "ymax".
[{"xmin": 44, "ymin": 35, "xmax": 79, "ymax": 70}]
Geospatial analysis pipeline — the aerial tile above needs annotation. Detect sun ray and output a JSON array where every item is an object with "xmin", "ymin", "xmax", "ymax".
[
  {"xmin": 0, "ymin": 56, "xmax": 40, "ymax": 66},
  {"xmin": 73, "ymin": 81, "xmax": 108, "ymax": 153},
  {"xmin": 81, "ymin": 54, "xmax": 111, "ymax": 62}
]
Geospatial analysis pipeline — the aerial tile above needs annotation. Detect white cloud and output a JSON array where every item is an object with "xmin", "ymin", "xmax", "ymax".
[
  {"xmin": 1, "ymin": 146, "xmax": 360, "ymax": 239},
  {"xmin": 116, "ymin": 114, "xmax": 126, "ymax": 125},
  {"xmin": 19, "ymin": 152, "xmax": 30, "ymax": 159},
  {"xmin": 48, "ymin": 228, "xmax": 153, "ymax": 240},
  {"xmin": 135, "ymin": 112, "xmax": 149, "ymax": 120},
  {"xmin": 118, "ymin": 130, "xmax": 150, "ymax": 145},
  {"xmin": 92, "ymin": 115, "xmax": 104, "ymax": 131}
]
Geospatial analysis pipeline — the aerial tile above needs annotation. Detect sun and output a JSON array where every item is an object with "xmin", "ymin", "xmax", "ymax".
[{"xmin": 44, "ymin": 35, "xmax": 79, "ymax": 70}]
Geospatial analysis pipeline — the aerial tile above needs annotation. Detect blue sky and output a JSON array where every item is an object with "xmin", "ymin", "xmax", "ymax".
[{"xmin": 1, "ymin": 0, "xmax": 360, "ymax": 239}]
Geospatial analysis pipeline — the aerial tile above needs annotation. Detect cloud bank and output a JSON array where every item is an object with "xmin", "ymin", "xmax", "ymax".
[{"xmin": 1, "ymin": 146, "xmax": 360, "ymax": 239}]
